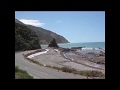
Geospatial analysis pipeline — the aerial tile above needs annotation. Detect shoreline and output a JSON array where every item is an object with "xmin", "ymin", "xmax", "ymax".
[
  {"xmin": 26, "ymin": 47, "xmax": 105, "ymax": 74},
  {"xmin": 61, "ymin": 50, "xmax": 105, "ymax": 71}
]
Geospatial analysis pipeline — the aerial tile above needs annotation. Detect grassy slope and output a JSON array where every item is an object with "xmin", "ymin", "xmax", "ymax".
[{"xmin": 15, "ymin": 66, "xmax": 33, "ymax": 79}]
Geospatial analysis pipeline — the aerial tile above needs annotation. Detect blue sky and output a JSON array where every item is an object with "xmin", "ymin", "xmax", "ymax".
[{"xmin": 15, "ymin": 11, "xmax": 105, "ymax": 43}]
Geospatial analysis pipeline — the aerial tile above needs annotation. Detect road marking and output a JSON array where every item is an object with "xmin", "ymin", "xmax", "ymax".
[
  {"xmin": 40, "ymin": 71, "xmax": 49, "ymax": 76},
  {"xmin": 29, "ymin": 73, "xmax": 39, "ymax": 79}
]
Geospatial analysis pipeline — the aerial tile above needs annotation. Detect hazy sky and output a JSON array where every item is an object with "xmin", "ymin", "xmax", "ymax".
[{"xmin": 15, "ymin": 11, "xmax": 105, "ymax": 43}]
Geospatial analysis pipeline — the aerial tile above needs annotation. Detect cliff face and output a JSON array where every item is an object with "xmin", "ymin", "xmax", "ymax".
[{"xmin": 15, "ymin": 19, "xmax": 69, "ymax": 44}]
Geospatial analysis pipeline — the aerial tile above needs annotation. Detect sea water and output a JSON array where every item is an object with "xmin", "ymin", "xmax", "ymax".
[{"xmin": 41, "ymin": 42, "xmax": 105, "ymax": 54}]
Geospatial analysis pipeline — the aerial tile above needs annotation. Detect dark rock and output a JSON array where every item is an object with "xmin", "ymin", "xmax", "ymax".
[
  {"xmin": 48, "ymin": 38, "xmax": 59, "ymax": 48},
  {"xmin": 71, "ymin": 49, "xmax": 76, "ymax": 51},
  {"xmin": 71, "ymin": 47, "xmax": 82, "ymax": 50},
  {"xmin": 99, "ymin": 51, "xmax": 105, "ymax": 56},
  {"xmin": 96, "ymin": 60, "xmax": 105, "ymax": 64},
  {"xmin": 64, "ymin": 49, "xmax": 71, "ymax": 52},
  {"xmin": 59, "ymin": 48, "xmax": 70, "ymax": 52}
]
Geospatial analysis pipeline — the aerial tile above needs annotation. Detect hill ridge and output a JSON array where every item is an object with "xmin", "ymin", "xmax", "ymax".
[{"xmin": 15, "ymin": 19, "xmax": 69, "ymax": 44}]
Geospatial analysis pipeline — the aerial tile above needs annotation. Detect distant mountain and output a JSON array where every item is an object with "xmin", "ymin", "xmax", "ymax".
[
  {"xmin": 15, "ymin": 19, "xmax": 25, "ymax": 25},
  {"xmin": 15, "ymin": 22, "xmax": 41, "ymax": 51},
  {"xmin": 15, "ymin": 19, "xmax": 69, "ymax": 44}
]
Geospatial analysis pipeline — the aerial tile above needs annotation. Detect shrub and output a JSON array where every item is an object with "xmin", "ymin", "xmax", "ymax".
[
  {"xmin": 61, "ymin": 67, "xmax": 77, "ymax": 73},
  {"xmin": 77, "ymin": 70, "xmax": 104, "ymax": 77}
]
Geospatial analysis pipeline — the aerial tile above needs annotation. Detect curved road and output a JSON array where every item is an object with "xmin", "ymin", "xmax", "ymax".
[{"xmin": 15, "ymin": 50, "xmax": 87, "ymax": 79}]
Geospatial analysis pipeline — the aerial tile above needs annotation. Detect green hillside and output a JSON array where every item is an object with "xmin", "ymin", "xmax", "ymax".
[{"xmin": 15, "ymin": 22, "xmax": 41, "ymax": 51}]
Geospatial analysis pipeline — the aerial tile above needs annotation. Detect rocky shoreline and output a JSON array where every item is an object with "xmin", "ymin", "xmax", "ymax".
[
  {"xmin": 59, "ymin": 47, "xmax": 105, "ymax": 65},
  {"xmin": 71, "ymin": 50, "xmax": 105, "ymax": 65}
]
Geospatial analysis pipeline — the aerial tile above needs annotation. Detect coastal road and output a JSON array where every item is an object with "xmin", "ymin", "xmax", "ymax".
[{"xmin": 15, "ymin": 50, "xmax": 87, "ymax": 79}]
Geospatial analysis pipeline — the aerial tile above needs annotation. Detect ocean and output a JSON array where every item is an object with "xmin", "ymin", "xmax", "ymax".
[{"xmin": 41, "ymin": 42, "xmax": 105, "ymax": 54}]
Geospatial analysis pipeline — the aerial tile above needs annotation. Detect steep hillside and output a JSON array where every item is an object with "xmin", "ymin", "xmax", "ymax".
[
  {"xmin": 15, "ymin": 19, "xmax": 69, "ymax": 44},
  {"xmin": 15, "ymin": 22, "xmax": 41, "ymax": 51},
  {"xmin": 15, "ymin": 19, "xmax": 25, "ymax": 25},
  {"xmin": 26, "ymin": 25, "xmax": 69, "ymax": 44}
]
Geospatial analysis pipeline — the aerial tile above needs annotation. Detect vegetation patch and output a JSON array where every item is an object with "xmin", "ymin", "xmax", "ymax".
[
  {"xmin": 61, "ymin": 67, "xmax": 76, "ymax": 73},
  {"xmin": 60, "ymin": 67, "xmax": 104, "ymax": 77},
  {"xmin": 52, "ymin": 66, "xmax": 61, "ymax": 70},
  {"xmin": 76, "ymin": 70, "xmax": 104, "ymax": 77},
  {"xmin": 15, "ymin": 22, "xmax": 41, "ymax": 51},
  {"xmin": 15, "ymin": 66, "xmax": 33, "ymax": 79}
]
